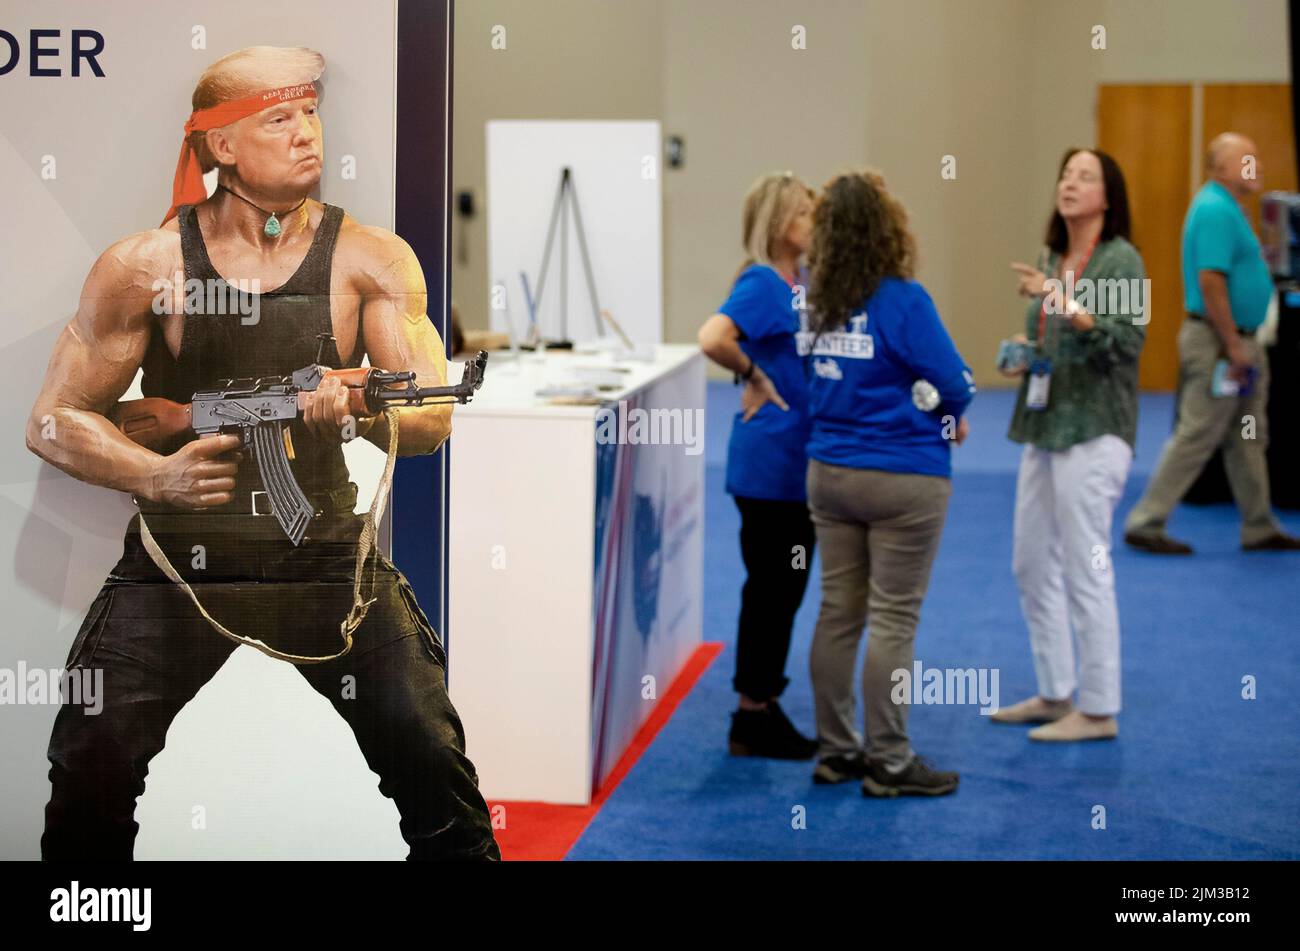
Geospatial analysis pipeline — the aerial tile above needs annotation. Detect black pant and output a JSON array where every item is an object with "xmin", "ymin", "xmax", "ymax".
[
  {"xmin": 42, "ymin": 513, "xmax": 500, "ymax": 861},
  {"xmin": 733, "ymin": 496, "xmax": 816, "ymax": 700}
]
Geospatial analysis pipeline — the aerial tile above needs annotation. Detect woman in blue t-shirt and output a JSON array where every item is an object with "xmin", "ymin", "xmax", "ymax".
[
  {"xmin": 698, "ymin": 172, "xmax": 818, "ymax": 760},
  {"xmin": 804, "ymin": 170, "xmax": 975, "ymax": 796}
]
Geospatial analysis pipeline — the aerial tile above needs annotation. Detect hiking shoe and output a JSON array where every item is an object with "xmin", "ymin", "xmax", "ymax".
[
  {"xmin": 861, "ymin": 755, "xmax": 959, "ymax": 798},
  {"xmin": 729, "ymin": 700, "xmax": 818, "ymax": 760},
  {"xmin": 813, "ymin": 753, "xmax": 869, "ymax": 785},
  {"xmin": 1124, "ymin": 530, "xmax": 1193, "ymax": 555}
]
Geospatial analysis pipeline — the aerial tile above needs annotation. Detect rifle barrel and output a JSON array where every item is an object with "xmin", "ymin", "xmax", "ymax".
[
  {"xmin": 413, "ymin": 386, "xmax": 466, "ymax": 399},
  {"xmin": 368, "ymin": 384, "xmax": 468, "ymax": 405}
]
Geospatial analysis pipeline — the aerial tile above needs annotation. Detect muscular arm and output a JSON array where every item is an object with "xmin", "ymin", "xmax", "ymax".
[
  {"xmin": 25, "ymin": 232, "xmax": 241, "ymax": 508},
  {"xmin": 353, "ymin": 228, "xmax": 453, "ymax": 457},
  {"xmin": 28, "ymin": 234, "xmax": 173, "ymax": 496}
]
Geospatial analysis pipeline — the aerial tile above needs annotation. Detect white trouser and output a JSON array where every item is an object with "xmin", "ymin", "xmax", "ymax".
[{"xmin": 1011, "ymin": 434, "xmax": 1132, "ymax": 716}]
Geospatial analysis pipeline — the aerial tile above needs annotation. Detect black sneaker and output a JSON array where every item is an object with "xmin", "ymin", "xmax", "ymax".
[
  {"xmin": 729, "ymin": 700, "xmax": 818, "ymax": 760},
  {"xmin": 861, "ymin": 755, "xmax": 958, "ymax": 797},
  {"xmin": 813, "ymin": 753, "xmax": 869, "ymax": 785}
]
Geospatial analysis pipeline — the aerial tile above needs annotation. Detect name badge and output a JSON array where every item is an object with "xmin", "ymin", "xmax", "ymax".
[{"xmin": 1026, "ymin": 358, "xmax": 1052, "ymax": 411}]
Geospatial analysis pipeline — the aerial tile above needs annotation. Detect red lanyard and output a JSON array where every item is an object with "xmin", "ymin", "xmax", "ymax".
[{"xmin": 1038, "ymin": 232, "xmax": 1100, "ymax": 345}]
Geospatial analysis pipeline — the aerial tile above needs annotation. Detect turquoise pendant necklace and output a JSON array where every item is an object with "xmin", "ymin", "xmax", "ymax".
[{"xmin": 216, "ymin": 184, "xmax": 307, "ymax": 238}]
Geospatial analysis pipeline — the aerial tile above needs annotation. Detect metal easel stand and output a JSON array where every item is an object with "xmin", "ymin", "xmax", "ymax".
[{"xmin": 531, "ymin": 166, "xmax": 605, "ymax": 348}]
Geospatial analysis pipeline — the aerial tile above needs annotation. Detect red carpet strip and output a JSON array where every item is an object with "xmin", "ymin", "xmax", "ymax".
[{"xmin": 487, "ymin": 641, "xmax": 723, "ymax": 861}]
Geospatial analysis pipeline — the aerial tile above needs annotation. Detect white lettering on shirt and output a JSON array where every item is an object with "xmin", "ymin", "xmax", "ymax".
[
  {"xmin": 813, "ymin": 358, "xmax": 843, "ymax": 380},
  {"xmin": 799, "ymin": 310, "xmax": 873, "ymax": 361}
]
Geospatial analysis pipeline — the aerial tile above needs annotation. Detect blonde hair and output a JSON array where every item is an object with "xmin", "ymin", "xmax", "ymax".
[
  {"xmin": 189, "ymin": 46, "xmax": 325, "ymax": 172},
  {"xmin": 740, "ymin": 171, "xmax": 814, "ymax": 270}
]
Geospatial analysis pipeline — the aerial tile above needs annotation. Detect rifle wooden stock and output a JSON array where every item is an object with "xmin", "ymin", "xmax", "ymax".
[
  {"xmin": 325, "ymin": 367, "xmax": 373, "ymax": 388},
  {"xmin": 293, "ymin": 384, "xmax": 374, "ymax": 418},
  {"xmin": 111, "ymin": 398, "xmax": 192, "ymax": 452}
]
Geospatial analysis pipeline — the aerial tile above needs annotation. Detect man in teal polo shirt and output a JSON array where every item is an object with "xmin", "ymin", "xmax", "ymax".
[{"xmin": 1126, "ymin": 132, "xmax": 1300, "ymax": 553}]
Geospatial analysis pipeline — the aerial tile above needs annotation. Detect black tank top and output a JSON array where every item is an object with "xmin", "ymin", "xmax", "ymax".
[{"xmin": 138, "ymin": 202, "xmax": 360, "ymax": 519}]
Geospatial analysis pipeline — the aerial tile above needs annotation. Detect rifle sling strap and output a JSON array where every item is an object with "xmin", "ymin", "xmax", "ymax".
[{"xmin": 135, "ymin": 408, "xmax": 401, "ymax": 665}]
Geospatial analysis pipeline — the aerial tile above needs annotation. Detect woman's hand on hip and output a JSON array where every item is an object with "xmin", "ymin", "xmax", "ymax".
[{"xmin": 741, "ymin": 367, "xmax": 789, "ymax": 422}]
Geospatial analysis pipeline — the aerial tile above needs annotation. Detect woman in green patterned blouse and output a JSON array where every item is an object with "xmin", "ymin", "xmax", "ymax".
[{"xmin": 991, "ymin": 148, "xmax": 1146, "ymax": 742}]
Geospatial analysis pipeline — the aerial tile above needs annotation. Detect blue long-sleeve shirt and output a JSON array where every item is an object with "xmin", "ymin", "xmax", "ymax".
[{"xmin": 804, "ymin": 277, "xmax": 975, "ymax": 478}]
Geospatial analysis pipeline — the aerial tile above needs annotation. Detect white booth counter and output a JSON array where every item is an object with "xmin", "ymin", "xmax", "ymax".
[{"xmin": 443, "ymin": 345, "xmax": 706, "ymax": 804}]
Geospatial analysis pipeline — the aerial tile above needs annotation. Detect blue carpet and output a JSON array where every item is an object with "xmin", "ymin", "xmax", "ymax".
[{"xmin": 567, "ymin": 385, "xmax": 1300, "ymax": 860}]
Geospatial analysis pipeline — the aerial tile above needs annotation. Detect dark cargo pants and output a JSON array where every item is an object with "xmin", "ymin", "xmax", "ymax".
[{"xmin": 41, "ymin": 512, "xmax": 500, "ymax": 861}]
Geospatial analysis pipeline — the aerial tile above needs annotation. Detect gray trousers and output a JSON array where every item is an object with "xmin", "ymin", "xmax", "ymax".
[
  {"xmin": 807, "ymin": 460, "xmax": 951, "ymax": 768},
  {"xmin": 1125, "ymin": 318, "xmax": 1280, "ymax": 545}
]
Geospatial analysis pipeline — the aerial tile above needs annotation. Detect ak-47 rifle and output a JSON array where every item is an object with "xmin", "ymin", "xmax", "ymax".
[{"xmin": 111, "ymin": 334, "xmax": 488, "ymax": 545}]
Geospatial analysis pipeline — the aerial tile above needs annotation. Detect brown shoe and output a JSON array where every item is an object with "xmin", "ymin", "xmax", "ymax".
[
  {"xmin": 1242, "ymin": 532, "xmax": 1300, "ymax": 551},
  {"xmin": 1124, "ymin": 530, "xmax": 1193, "ymax": 555},
  {"xmin": 989, "ymin": 696, "xmax": 1073, "ymax": 724},
  {"xmin": 1028, "ymin": 711, "xmax": 1118, "ymax": 742}
]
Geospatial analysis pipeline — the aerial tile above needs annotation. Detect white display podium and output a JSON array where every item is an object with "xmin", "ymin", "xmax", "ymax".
[{"xmin": 445, "ymin": 345, "xmax": 705, "ymax": 804}]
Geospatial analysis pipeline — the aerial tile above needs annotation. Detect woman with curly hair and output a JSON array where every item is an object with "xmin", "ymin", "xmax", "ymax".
[
  {"xmin": 804, "ymin": 170, "xmax": 975, "ymax": 796},
  {"xmin": 698, "ymin": 172, "xmax": 819, "ymax": 760}
]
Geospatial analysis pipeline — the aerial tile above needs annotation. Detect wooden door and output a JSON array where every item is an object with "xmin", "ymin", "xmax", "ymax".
[
  {"xmin": 1202, "ymin": 84, "xmax": 1298, "ymax": 230},
  {"xmin": 1097, "ymin": 85, "xmax": 1191, "ymax": 391},
  {"xmin": 1098, "ymin": 83, "xmax": 1295, "ymax": 391}
]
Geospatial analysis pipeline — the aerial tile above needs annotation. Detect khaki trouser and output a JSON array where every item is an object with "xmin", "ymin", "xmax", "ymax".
[
  {"xmin": 1125, "ymin": 318, "xmax": 1280, "ymax": 545},
  {"xmin": 807, "ymin": 460, "xmax": 951, "ymax": 769}
]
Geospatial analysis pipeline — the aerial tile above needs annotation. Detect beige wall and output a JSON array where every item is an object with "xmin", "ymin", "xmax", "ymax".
[
  {"xmin": 1096, "ymin": 0, "xmax": 1289, "ymax": 84},
  {"xmin": 452, "ymin": 0, "xmax": 1290, "ymax": 384},
  {"xmin": 661, "ymin": 0, "xmax": 870, "ymax": 346},
  {"xmin": 451, "ymin": 0, "xmax": 665, "ymax": 331},
  {"xmin": 861, "ymin": 0, "xmax": 1039, "ymax": 384}
]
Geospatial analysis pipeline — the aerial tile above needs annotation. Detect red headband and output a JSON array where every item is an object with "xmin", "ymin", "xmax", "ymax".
[{"xmin": 161, "ymin": 83, "xmax": 318, "ymax": 226}]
